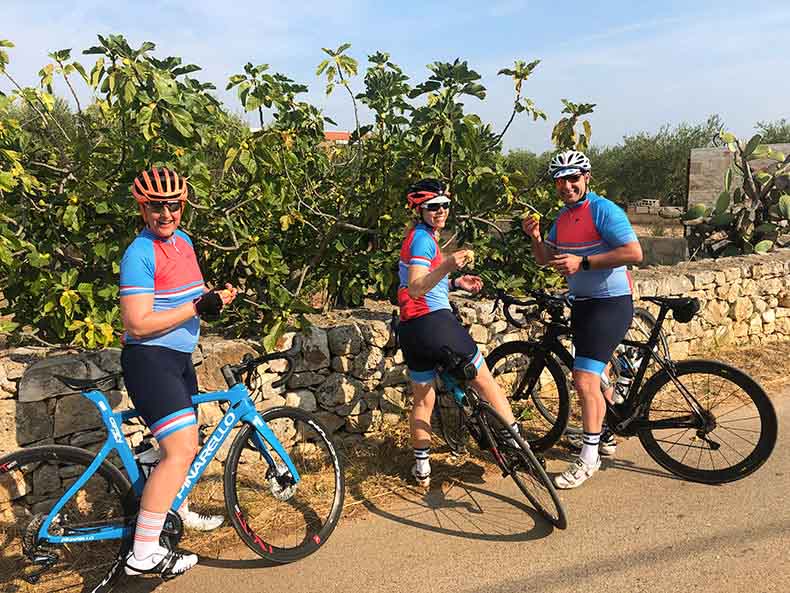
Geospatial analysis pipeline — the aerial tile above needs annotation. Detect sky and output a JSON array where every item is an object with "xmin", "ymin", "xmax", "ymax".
[{"xmin": 2, "ymin": 0, "xmax": 789, "ymax": 152}]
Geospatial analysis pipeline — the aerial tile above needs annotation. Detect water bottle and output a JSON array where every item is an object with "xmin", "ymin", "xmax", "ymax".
[
  {"xmin": 133, "ymin": 440, "xmax": 161, "ymax": 478},
  {"xmin": 612, "ymin": 352, "xmax": 634, "ymax": 404}
]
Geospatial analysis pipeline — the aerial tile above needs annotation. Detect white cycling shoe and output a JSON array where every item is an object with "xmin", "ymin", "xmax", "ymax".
[
  {"xmin": 125, "ymin": 545, "xmax": 198, "ymax": 578},
  {"xmin": 179, "ymin": 506, "xmax": 224, "ymax": 531},
  {"xmin": 553, "ymin": 456, "xmax": 601, "ymax": 489}
]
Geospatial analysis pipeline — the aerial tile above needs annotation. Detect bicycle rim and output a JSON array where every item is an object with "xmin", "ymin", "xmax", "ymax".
[
  {"xmin": 436, "ymin": 388, "xmax": 469, "ymax": 453},
  {"xmin": 486, "ymin": 342, "xmax": 569, "ymax": 451},
  {"xmin": 224, "ymin": 408, "xmax": 345, "ymax": 563},
  {"xmin": 637, "ymin": 360, "xmax": 777, "ymax": 483},
  {"xmin": 480, "ymin": 406, "xmax": 567, "ymax": 529},
  {"xmin": 0, "ymin": 445, "xmax": 135, "ymax": 593}
]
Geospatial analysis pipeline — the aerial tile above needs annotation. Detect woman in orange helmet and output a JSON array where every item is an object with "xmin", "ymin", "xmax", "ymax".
[{"xmin": 120, "ymin": 167, "xmax": 237, "ymax": 577}]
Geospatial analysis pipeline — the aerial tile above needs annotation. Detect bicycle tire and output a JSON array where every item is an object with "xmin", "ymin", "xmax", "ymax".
[
  {"xmin": 0, "ymin": 445, "xmax": 136, "ymax": 593},
  {"xmin": 224, "ymin": 407, "xmax": 345, "ymax": 563},
  {"xmin": 478, "ymin": 403, "xmax": 567, "ymax": 529},
  {"xmin": 435, "ymin": 386, "xmax": 470, "ymax": 454},
  {"xmin": 637, "ymin": 360, "xmax": 777, "ymax": 484},
  {"xmin": 486, "ymin": 341, "xmax": 570, "ymax": 452}
]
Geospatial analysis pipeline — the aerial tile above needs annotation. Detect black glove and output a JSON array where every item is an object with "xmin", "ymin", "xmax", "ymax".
[{"xmin": 193, "ymin": 290, "xmax": 223, "ymax": 317}]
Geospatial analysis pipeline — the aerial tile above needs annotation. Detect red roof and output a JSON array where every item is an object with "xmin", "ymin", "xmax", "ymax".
[{"xmin": 324, "ymin": 131, "xmax": 351, "ymax": 142}]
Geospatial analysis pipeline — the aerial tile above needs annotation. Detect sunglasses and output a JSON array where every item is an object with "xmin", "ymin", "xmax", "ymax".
[
  {"xmin": 423, "ymin": 202, "xmax": 451, "ymax": 212},
  {"xmin": 555, "ymin": 174, "xmax": 583, "ymax": 183},
  {"xmin": 146, "ymin": 200, "xmax": 183, "ymax": 213}
]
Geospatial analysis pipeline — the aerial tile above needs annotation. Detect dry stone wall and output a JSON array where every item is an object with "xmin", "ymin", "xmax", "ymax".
[{"xmin": 1, "ymin": 250, "xmax": 788, "ymax": 455}]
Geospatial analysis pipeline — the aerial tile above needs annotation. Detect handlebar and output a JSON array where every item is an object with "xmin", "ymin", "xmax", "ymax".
[
  {"xmin": 220, "ymin": 336, "xmax": 302, "ymax": 390},
  {"xmin": 492, "ymin": 289, "xmax": 572, "ymax": 329}
]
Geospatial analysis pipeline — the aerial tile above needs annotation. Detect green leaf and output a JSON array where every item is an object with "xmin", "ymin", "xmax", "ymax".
[
  {"xmin": 713, "ymin": 191, "xmax": 730, "ymax": 215},
  {"xmin": 238, "ymin": 149, "xmax": 256, "ymax": 174},
  {"xmin": 683, "ymin": 203, "xmax": 707, "ymax": 220},
  {"xmin": 0, "ymin": 320, "xmax": 19, "ymax": 334},
  {"xmin": 223, "ymin": 147, "xmax": 239, "ymax": 173},
  {"xmin": 743, "ymin": 134, "xmax": 762, "ymax": 158},
  {"xmin": 263, "ymin": 319, "xmax": 284, "ymax": 353},
  {"xmin": 724, "ymin": 167, "xmax": 733, "ymax": 192},
  {"xmin": 754, "ymin": 239, "xmax": 773, "ymax": 254},
  {"xmin": 779, "ymin": 194, "xmax": 790, "ymax": 219}
]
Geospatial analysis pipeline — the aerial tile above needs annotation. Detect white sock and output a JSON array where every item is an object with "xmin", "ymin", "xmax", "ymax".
[
  {"xmin": 132, "ymin": 509, "xmax": 167, "ymax": 560},
  {"xmin": 580, "ymin": 432, "xmax": 600, "ymax": 465},
  {"xmin": 414, "ymin": 447, "xmax": 430, "ymax": 475}
]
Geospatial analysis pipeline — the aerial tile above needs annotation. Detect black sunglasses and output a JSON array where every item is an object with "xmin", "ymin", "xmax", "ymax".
[
  {"xmin": 555, "ymin": 174, "xmax": 583, "ymax": 183},
  {"xmin": 146, "ymin": 200, "xmax": 183, "ymax": 213},
  {"xmin": 423, "ymin": 202, "xmax": 451, "ymax": 212}
]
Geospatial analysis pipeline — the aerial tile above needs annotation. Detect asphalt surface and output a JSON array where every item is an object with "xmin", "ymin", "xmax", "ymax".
[{"xmin": 127, "ymin": 386, "xmax": 789, "ymax": 593}]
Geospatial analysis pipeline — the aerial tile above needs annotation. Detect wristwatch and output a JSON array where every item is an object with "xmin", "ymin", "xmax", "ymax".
[{"xmin": 581, "ymin": 255, "xmax": 591, "ymax": 271}]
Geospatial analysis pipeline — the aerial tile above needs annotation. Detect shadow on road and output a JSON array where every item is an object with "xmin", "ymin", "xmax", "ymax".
[{"xmin": 346, "ymin": 456, "xmax": 556, "ymax": 542}]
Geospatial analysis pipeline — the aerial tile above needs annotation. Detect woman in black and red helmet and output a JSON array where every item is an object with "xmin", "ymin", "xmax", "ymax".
[
  {"xmin": 397, "ymin": 178, "xmax": 520, "ymax": 487},
  {"xmin": 120, "ymin": 167, "xmax": 238, "ymax": 577}
]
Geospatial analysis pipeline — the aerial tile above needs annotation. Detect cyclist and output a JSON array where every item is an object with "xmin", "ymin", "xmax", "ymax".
[
  {"xmin": 397, "ymin": 178, "xmax": 521, "ymax": 487},
  {"xmin": 522, "ymin": 151, "xmax": 642, "ymax": 489},
  {"xmin": 120, "ymin": 167, "xmax": 238, "ymax": 576}
]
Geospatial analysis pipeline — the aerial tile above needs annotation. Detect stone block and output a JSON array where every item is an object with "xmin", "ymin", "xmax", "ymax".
[
  {"xmin": 335, "ymin": 396, "xmax": 366, "ymax": 417},
  {"xmin": 457, "ymin": 306, "xmax": 477, "ymax": 325},
  {"xmin": 730, "ymin": 298, "xmax": 754, "ymax": 321},
  {"xmin": 359, "ymin": 320, "xmax": 391, "ymax": 348},
  {"xmin": 350, "ymin": 346, "xmax": 384, "ymax": 380},
  {"xmin": 316, "ymin": 374, "xmax": 364, "ymax": 409},
  {"xmin": 345, "ymin": 411, "xmax": 376, "ymax": 434},
  {"xmin": 332, "ymin": 356, "xmax": 351, "ymax": 373},
  {"xmin": 468, "ymin": 324, "xmax": 489, "ymax": 344},
  {"xmin": 327, "ymin": 323, "xmax": 364, "ymax": 356},
  {"xmin": 380, "ymin": 364, "xmax": 408, "ymax": 387},
  {"xmin": 287, "ymin": 371, "xmax": 325, "ymax": 389},
  {"xmin": 196, "ymin": 341, "xmax": 257, "ymax": 392},
  {"xmin": 299, "ymin": 326, "xmax": 330, "ymax": 371},
  {"xmin": 285, "ymin": 390, "xmax": 317, "ymax": 412},
  {"xmin": 312, "ymin": 411, "xmax": 346, "ymax": 434},
  {"xmin": 380, "ymin": 387, "xmax": 409, "ymax": 414}
]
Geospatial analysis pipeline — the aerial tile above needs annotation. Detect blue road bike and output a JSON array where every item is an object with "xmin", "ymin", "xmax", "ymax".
[{"xmin": 0, "ymin": 340, "xmax": 344, "ymax": 592}]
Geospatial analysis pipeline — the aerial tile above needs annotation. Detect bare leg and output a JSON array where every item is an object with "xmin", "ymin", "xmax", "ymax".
[
  {"xmin": 140, "ymin": 425, "xmax": 198, "ymax": 512},
  {"xmin": 573, "ymin": 370, "xmax": 605, "ymax": 434},
  {"xmin": 409, "ymin": 381, "xmax": 436, "ymax": 449},
  {"xmin": 469, "ymin": 361, "xmax": 517, "ymax": 425}
]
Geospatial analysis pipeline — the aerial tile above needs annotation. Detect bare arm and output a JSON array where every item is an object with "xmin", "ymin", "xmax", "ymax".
[
  {"xmin": 522, "ymin": 216, "xmax": 555, "ymax": 265},
  {"xmin": 121, "ymin": 294, "xmax": 196, "ymax": 340},
  {"xmin": 407, "ymin": 250, "xmax": 470, "ymax": 299},
  {"xmin": 587, "ymin": 241, "xmax": 643, "ymax": 269}
]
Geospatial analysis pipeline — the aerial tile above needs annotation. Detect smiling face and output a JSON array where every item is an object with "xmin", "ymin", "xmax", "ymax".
[
  {"xmin": 420, "ymin": 203, "xmax": 450, "ymax": 230},
  {"xmin": 554, "ymin": 171, "xmax": 590, "ymax": 205},
  {"xmin": 142, "ymin": 200, "xmax": 184, "ymax": 239}
]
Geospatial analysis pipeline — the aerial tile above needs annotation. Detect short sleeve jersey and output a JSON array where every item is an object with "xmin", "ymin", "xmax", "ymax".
[
  {"xmin": 397, "ymin": 223, "xmax": 451, "ymax": 321},
  {"xmin": 546, "ymin": 192, "xmax": 638, "ymax": 299},
  {"xmin": 119, "ymin": 228, "xmax": 205, "ymax": 352}
]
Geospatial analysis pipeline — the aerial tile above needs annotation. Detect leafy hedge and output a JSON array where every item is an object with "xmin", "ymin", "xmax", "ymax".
[{"xmin": 0, "ymin": 35, "xmax": 591, "ymax": 348}]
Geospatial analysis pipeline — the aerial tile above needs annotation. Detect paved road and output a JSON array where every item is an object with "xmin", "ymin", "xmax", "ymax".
[{"xmin": 132, "ymin": 387, "xmax": 789, "ymax": 593}]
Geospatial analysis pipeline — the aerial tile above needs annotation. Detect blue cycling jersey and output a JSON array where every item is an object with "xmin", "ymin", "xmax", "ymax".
[
  {"xmin": 119, "ymin": 228, "xmax": 205, "ymax": 353},
  {"xmin": 546, "ymin": 192, "xmax": 637, "ymax": 299}
]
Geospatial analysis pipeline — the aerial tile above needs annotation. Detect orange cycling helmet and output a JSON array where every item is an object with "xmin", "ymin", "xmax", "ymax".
[{"xmin": 131, "ymin": 167, "xmax": 188, "ymax": 203}]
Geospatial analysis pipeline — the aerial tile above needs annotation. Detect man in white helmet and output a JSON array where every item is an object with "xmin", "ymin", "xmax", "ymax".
[{"xmin": 522, "ymin": 150, "xmax": 643, "ymax": 489}]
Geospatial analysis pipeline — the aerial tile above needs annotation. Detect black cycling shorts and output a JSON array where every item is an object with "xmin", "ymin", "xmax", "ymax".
[
  {"xmin": 121, "ymin": 345, "xmax": 198, "ymax": 442},
  {"xmin": 397, "ymin": 309, "xmax": 483, "ymax": 384},
  {"xmin": 570, "ymin": 295, "xmax": 634, "ymax": 375}
]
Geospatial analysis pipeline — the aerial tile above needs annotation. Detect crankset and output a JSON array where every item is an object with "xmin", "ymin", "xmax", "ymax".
[
  {"xmin": 160, "ymin": 509, "xmax": 184, "ymax": 549},
  {"xmin": 21, "ymin": 513, "xmax": 59, "ymax": 584}
]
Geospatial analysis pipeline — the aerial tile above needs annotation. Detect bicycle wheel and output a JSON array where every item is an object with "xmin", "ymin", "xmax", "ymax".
[
  {"xmin": 637, "ymin": 360, "xmax": 777, "ymax": 484},
  {"xmin": 435, "ymin": 386, "xmax": 469, "ymax": 454},
  {"xmin": 0, "ymin": 445, "xmax": 136, "ymax": 593},
  {"xmin": 224, "ymin": 407, "xmax": 345, "ymax": 563},
  {"xmin": 478, "ymin": 404, "xmax": 567, "ymax": 529},
  {"xmin": 486, "ymin": 341, "xmax": 570, "ymax": 452}
]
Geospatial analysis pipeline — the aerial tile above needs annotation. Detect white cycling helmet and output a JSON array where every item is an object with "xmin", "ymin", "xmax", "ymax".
[{"xmin": 548, "ymin": 150, "xmax": 591, "ymax": 179}]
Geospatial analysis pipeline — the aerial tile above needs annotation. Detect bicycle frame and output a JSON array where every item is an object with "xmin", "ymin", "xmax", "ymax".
[{"xmin": 36, "ymin": 383, "xmax": 300, "ymax": 546}]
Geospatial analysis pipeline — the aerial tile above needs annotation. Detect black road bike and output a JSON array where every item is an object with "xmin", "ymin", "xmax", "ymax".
[{"xmin": 484, "ymin": 292, "xmax": 777, "ymax": 483}]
